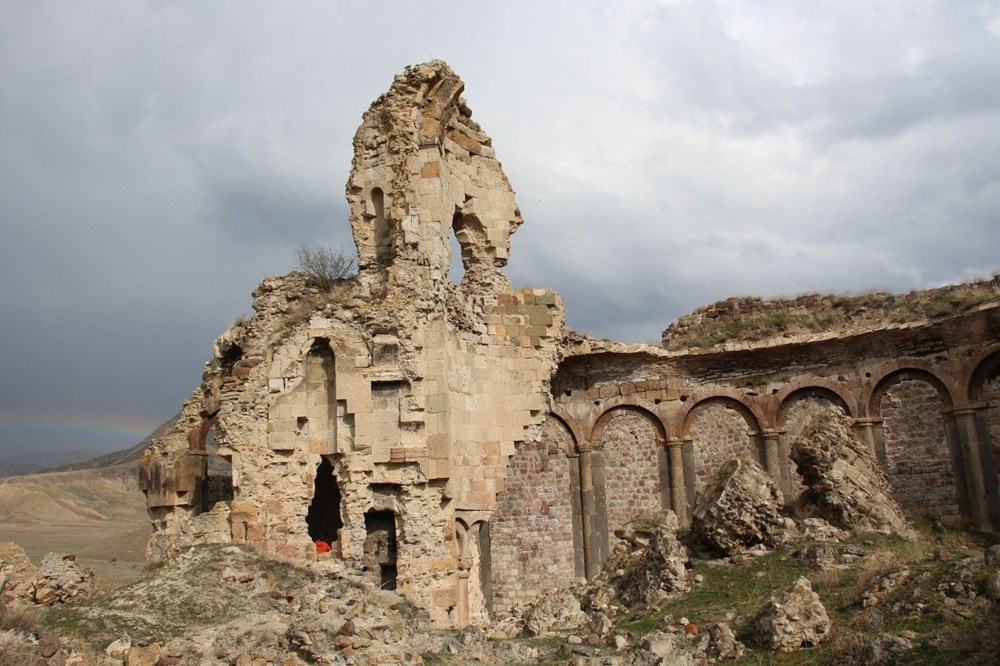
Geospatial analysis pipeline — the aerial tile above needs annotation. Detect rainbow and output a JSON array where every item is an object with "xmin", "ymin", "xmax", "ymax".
[{"xmin": 0, "ymin": 408, "xmax": 160, "ymax": 448}]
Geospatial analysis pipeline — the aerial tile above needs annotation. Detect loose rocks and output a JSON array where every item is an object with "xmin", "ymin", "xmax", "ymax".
[
  {"xmin": 751, "ymin": 577, "xmax": 831, "ymax": 652},
  {"xmin": 690, "ymin": 458, "xmax": 787, "ymax": 555}
]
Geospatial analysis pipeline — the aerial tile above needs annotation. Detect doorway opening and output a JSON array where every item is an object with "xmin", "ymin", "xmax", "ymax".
[
  {"xmin": 364, "ymin": 510, "xmax": 398, "ymax": 590},
  {"xmin": 306, "ymin": 458, "xmax": 343, "ymax": 546}
]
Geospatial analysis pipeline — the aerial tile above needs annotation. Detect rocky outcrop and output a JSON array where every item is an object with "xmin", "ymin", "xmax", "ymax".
[
  {"xmin": 690, "ymin": 458, "xmax": 788, "ymax": 555},
  {"xmin": 0, "ymin": 543, "xmax": 94, "ymax": 607},
  {"xmin": 586, "ymin": 510, "xmax": 690, "ymax": 609},
  {"xmin": 751, "ymin": 577, "xmax": 831, "ymax": 652},
  {"xmin": 32, "ymin": 553, "xmax": 96, "ymax": 606},
  {"xmin": 0, "ymin": 542, "xmax": 37, "ymax": 605},
  {"xmin": 792, "ymin": 412, "xmax": 914, "ymax": 537}
]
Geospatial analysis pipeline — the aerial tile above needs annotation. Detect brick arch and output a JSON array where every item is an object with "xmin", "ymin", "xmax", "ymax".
[
  {"xmin": 683, "ymin": 396, "xmax": 764, "ymax": 493},
  {"xmin": 968, "ymin": 348, "xmax": 1000, "ymax": 403},
  {"xmin": 549, "ymin": 406, "xmax": 587, "ymax": 454},
  {"xmin": 592, "ymin": 403, "xmax": 666, "ymax": 446},
  {"xmin": 592, "ymin": 406, "xmax": 667, "ymax": 539},
  {"xmin": 775, "ymin": 386, "xmax": 852, "ymax": 498},
  {"xmin": 865, "ymin": 363, "xmax": 954, "ymax": 418},
  {"xmin": 775, "ymin": 383, "xmax": 853, "ymax": 429},
  {"xmin": 680, "ymin": 394, "xmax": 762, "ymax": 437},
  {"xmin": 870, "ymin": 366, "xmax": 961, "ymax": 519}
]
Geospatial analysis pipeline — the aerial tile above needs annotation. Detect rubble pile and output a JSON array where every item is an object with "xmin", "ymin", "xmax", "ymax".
[
  {"xmin": 585, "ymin": 510, "xmax": 690, "ymax": 609},
  {"xmin": 0, "ymin": 543, "xmax": 95, "ymax": 607},
  {"xmin": 791, "ymin": 413, "xmax": 915, "ymax": 538},
  {"xmin": 690, "ymin": 458, "xmax": 789, "ymax": 555},
  {"xmin": 751, "ymin": 576, "xmax": 831, "ymax": 652}
]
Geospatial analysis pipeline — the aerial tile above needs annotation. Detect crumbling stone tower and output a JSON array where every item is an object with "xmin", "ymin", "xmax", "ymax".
[{"xmin": 139, "ymin": 61, "xmax": 564, "ymax": 627}]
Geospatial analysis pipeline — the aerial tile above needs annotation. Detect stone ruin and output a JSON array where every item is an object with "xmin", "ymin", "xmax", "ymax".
[{"xmin": 138, "ymin": 60, "xmax": 1000, "ymax": 629}]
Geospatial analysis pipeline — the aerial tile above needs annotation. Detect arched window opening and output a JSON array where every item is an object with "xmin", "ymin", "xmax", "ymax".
[
  {"xmin": 364, "ymin": 510, "xmax": 398, "ymax": 590},
  {"xmin": 448, "ymin": 222, "xmax": 464, "ymax": 284},
  {"xmin": 372, "ymin": 188, "xmax": 391, "ymax": 263},
  {"xmin": 306, "ymin": 458, "xmax": 343, "ymax": 545},
  {"xmin": 450, "ymin": 211, "xmax": 487, "ymax": 284},
  {"xmin": 201, "ymin": 424, "xmax": 233, "ymax": 512}
]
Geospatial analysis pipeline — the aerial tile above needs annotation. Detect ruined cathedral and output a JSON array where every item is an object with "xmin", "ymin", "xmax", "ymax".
[{"xmin": 139, "ymin": 61, "xmax": 1000, "ymax": 629}]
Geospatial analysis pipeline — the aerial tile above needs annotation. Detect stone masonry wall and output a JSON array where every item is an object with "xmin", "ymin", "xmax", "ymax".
[
  {"xmin": 985, "ymin": 374, "xmax": 1000, "ymax": 503},
  {"xmin": 690, "ymin": 405, "xmax": 756, "ymax": 493},
  {"xmin": 880, "ymin": 378, "xmax": 959, "ymax": 517},
  {"xmin": 490, "ymin": 416, "xmax": 577, "ymax": 617},
  {"xmin": 598, "ymin": 409, "xmax": 662, "ymax": 537}
]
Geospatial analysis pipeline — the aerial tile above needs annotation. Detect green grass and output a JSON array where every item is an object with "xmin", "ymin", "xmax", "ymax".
[{"xmin": 610, "ymin": 523, "xmax": 999, "ymax": 665}]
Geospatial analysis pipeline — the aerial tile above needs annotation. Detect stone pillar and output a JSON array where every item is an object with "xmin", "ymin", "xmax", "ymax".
[
  {"xmin": 577, "ymin": 445, "xmax": 601, "ymax": 579},
  {"xmin": 681, "ymin": 436, "xmax": 696, "ymax": 512},
  {"xmin": 666, "ymin": 438, "xmax": 688, "ymax": 526},
  {"xmin": 950, "ymin": 407, "xmax": 991, "ymax": 530},
  {"xmin": 972, "ymin": 402, "xmax": 1000, "ymax": 529},
  {"xmin": 760, "ymin": 429, "xmax": 783, "ymax": 497},
  {"xmin": 775, "ymin": 428, "xmax": 793, "ymax": 499},
  {"xmin": 852, "ymin": 418, "xmax": 885, "ymax": 468},
  {"xmin": 456, "ymin": 569, "xmax": 471, "ymax": 628},
  {"xmin": 454, "ymin": 520, "xmax": 472, "ymax": 628}
]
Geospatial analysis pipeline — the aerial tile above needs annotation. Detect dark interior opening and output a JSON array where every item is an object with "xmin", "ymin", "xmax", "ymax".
[
  {"xmin": 364, "ymin": 509, "xmax": 398, "ymax": 590},
  {"xmin": 220, "ymin": 344, "xmax": 244, "ymax": 377},
  {"xmin": 201, "ymin": 424, "xmax": 233, "ymax": 513},
  {"xmin": 306, "ymin": 458, "xmax": 343, "ymax": 544}
]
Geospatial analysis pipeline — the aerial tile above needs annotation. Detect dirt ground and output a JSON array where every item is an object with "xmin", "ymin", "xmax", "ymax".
[{"xmin": 0, "ymin": 521, "xmax": 151, "ymax": 590}]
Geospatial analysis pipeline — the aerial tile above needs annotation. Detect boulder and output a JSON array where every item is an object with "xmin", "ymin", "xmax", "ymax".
[
  {"xmin": 587, "ymin": 510, "xmax": 690, "ymax": 607},
  {"xmin": 690, "ymin": 458, "xmax": 787, "ymax": 555},
  {"xmin": 0, "ymin": 542, "xmax": 38, "ymax": 605},
  {"xmin": 751, "ymin": 576, "xmax": 831, "ymax": 652},
  {"xmin": 522, "ymin": 588, "xmax": 588, "ymax": 636},
  {"xmin": 791, "ymin": 413, "xmax": 914, "ymax": 538},
  {"xmin": 33, "ymin": 553, "xmax": 96, "ymax": 605}
]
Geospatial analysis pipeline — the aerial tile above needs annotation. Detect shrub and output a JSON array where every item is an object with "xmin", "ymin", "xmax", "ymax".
[
  {"xmin": 0, "ymin": 630, "xmax": 44, "ymax": 666},
  {"xmin": 295, "ymin": 244, "xmax": 357, "ymax": 289},
  {"xmin": 0, "ymin": 602, "xmax": 38, "ymax": 633}
]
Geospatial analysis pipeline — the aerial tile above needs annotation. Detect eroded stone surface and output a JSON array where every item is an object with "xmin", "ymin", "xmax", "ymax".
[
  {"xmin": 751, "ymin": 576, "xmax": 831, "ymax": 652},
  {"xmin": 135, "ymin": 59, "xmax": 1000, "ymax": 632},
  {"xmin": 0, "ymin": 543, "xmax": 95, "ymax": 608},
  {"xmin": 792, "ymin": 412, "xmax": 915, "ymax": 538},
  {"xmin": 690, "ymin": 458, "xmax": 788, "ymax": 555},
  {"xmin": 586, "ymin": 510, "xmax": 689, "ymax": 608}
]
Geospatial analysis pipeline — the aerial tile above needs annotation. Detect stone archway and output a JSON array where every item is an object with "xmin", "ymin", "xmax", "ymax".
[
  {"xmin": 873, "ymin": 370, "xmax": 960, "ymax": 519},
  {"xmin": 685, "ymin": 398, "xmax": 762, "ymax": 495},
  {"xmin": 592, "ymin": 406, "xmax": 667, "ymax": 541},
  {"xmin": 777, "ymin": 388, "xmax": 850, "ymax": 499}
]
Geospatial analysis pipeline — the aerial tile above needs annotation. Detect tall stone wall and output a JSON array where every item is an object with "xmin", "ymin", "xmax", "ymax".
[
  {"xmin": 984, "ymin": 374, "xmax": 1000, "ymax": 504},
  {"xmin": 490, "ymin": 416, "xmax": 577, "ymax": 617},
  {"xmin": 597, "ymin": 409, "xmax": 663, "ymax": 537},
  {"xmin": 880, "ymin": 378, "xmax": 959, "ymax": 518}
]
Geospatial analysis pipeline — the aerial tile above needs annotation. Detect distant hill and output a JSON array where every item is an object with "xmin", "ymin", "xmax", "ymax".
[
  {"xmin": 39, "ymin": 413, "xmax": 177, "ymax": 474},
  {"xmin": 0, "ymin": 448, "xmax": 105, "ymax": 478},
  {"xmin": 0, "ymin": 463, "xmax": 148, "ymax": 526}
]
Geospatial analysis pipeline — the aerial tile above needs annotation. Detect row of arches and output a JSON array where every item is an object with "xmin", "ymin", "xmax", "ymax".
[{"xmin": 489, "ymin": 352, "xmax": 1000, "ymax": 614}]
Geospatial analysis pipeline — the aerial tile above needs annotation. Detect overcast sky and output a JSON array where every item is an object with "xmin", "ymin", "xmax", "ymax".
[{"xmin": 1, "ymin": 0, "xmax": 998, "ymax": 458}]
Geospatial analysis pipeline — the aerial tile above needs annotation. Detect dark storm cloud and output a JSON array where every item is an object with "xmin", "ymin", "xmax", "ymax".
[{"xmin": 1, "ymin": 0, "xmax": 998, "ymax": 457}]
